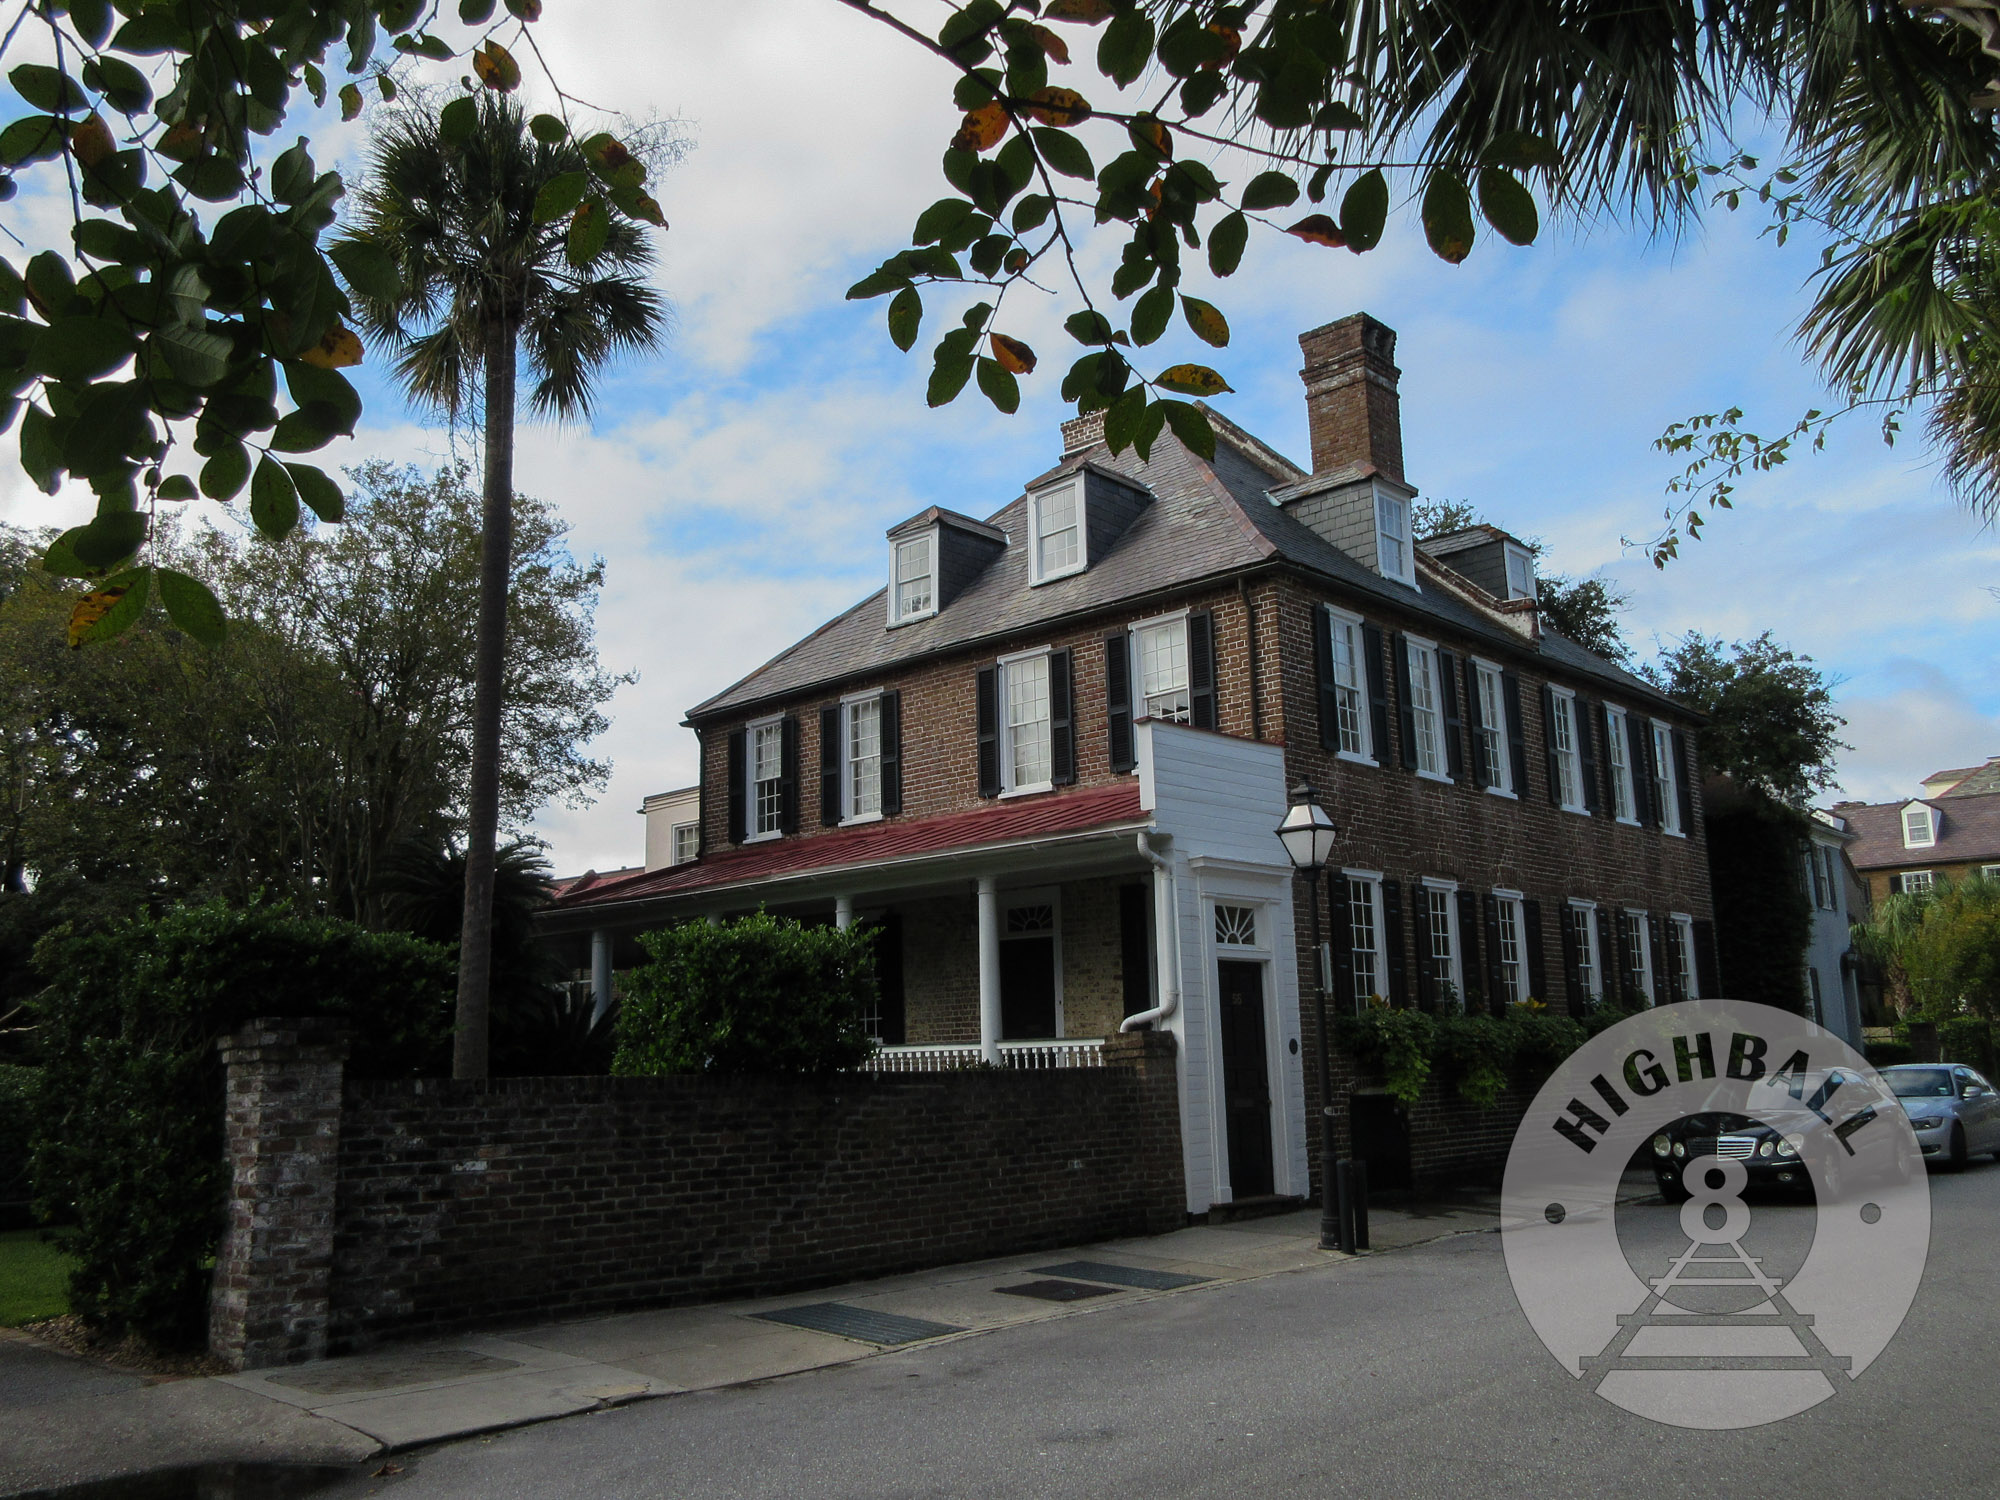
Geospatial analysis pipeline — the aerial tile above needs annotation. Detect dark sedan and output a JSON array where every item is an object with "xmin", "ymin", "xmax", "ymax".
[{"xmin": 1650, "ymin": 1110, "xmax": 1814, "ymax": 1201}]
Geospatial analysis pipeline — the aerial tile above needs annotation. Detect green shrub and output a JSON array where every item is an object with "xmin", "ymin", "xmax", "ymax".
[
  {"xmin": 1507, "ymin": 1010, "xmax": 1589, "ymax": 1081},
  {"xmin": 613, "ymin": 912, "xmax": 878, "ymax": 1077},
  {"xmin": 0, "ymin": 1064, "xmax": 35, "ymax": 1207},
  {"xmin": 30, "ymin": 900, "xmax": 453, "ymax": 1348},
  {"xmin": 1335, "ymin": 1007, "xmax": 1438, "ymax": 1107},
  {"xmin": 1865, "ymin": 1038, "xmax": 1916, "ymax": 1069},
  {"xmin": 1936, "ymin": 1015, "xmax": 1998, "ymax": 1076},
  {"xmin": 1432, "ymin": 1014, "xmax": 1518, "ymax": 1109},
  {"xmin": 1339, "ymin": 1003, "xmax": 1598, "ymax": 1109}
]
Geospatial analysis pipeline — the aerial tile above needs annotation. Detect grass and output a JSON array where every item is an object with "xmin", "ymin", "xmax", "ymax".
[{"xmin": 0, "ymin": 1227, "xmax": 73, "ymax": 1327}]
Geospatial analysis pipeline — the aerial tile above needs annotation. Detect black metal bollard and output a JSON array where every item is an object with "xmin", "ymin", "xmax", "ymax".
[
  {"xmin": 1349, "ymin": 1158, "xmax": 1370, "ymax": 1251},
  {"xmin": 1333, "ymin": 1160, "xmax": 1356, "ymax": 1253}
]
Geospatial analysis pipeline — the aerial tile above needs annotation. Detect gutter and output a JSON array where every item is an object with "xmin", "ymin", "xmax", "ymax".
[{"xmin": 1121, "ymin": 830, "xmax": 1181, "ymax": 1033}]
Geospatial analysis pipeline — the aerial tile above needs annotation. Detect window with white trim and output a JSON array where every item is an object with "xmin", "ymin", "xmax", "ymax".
[
  {"xmin": 1346, "ymin": 872, "xmax": 1384, "ymax": 1001},
  {"xmin": 1424, "ymin": 881, "xmax": 1462, "ymax": 1008},
  {"xmin": 1672, "ymin": 913, "xmax": 1698, "ymax": 1000},
  {"xmin": 1375, "ymin": 487, "xmax": 1414, "ymax": 585},
  {"xmin": 1551, "ymin": 688, "xmax": 1585, "ymax": 812},
  {"xmin": 1028, "ymin": 480, "xmax": 1084, "ymax": 584},
  {"xmin": 1494, "ymin": 893, "xmax": 1527, "ymax": 1005},
  {"xmin": 1983, "ymin": 864, "xmax": 2000, "ymax": 883},
  {"xmin": 1214, "ymin": 905, "xmax": 1258, "ymax": 947},
  {"xmin": 1000, "ymin": 651, "xmax": 1053, "ymax": 792},
  {"xmin": 1568, "ymin": 902, "xmax": 1602, "ymax": 1004},
  {"xmin": 1902, "ymin": 804, "xmax": 1936, "ymax": 849},
  {"xmin": 1899, "ymin": 870, "xmax": 1936, "ymax": 895},
  {"xmin": 1604, "ymin": 706, "xmax": 1637, "ymax": 822},
  {"xmin": 749, "ymin": 717, "xmax": 784, "ymax": 838},
  {"xmin": 1473, "ymin": 660, "xmax": 1510, "ymax": 793},
  {"xmin": 1327, "ymin": 609, "xmax": 1371, "ymax": 759},
  {"xmin": 1652, "ymin": 720, "xmax": 1682, "ymax": 835},
  {"xmin": 1626, "ymin": 909, "xmax": 1654, "ymax": 1006},
  {"xmin": 1132, "ymin": 615, "xmax": 1191, "ymax": 723},
  {"xmin": 889, "ymin": 531, "xmax": 935, "ymax": 624},
  {"xmin": 1503, "ymin": 542, "xmax": 1536, "ymax": 601},
  {"xmin": 1406, "ymin": 638, "xmax": 1447, "ymax": 779},
  {"xmin": 846, "ymin": 694, "xmax": 883, "ymax": 819},
  {"xmin": 670, "ymin": 822, "xmax": 699, "ymax": 866},
  {"xmin": 1805, "ymin": 966, "xmax": 1823, "ymax": 1024}
]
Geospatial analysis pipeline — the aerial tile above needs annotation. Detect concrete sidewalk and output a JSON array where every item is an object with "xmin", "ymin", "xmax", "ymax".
[{"xmin": 0, "ymin": 1180, "xmax": 1599, "ymax": 1493}]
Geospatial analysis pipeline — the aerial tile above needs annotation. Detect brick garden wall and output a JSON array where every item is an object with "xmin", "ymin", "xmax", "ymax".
[{"xmin": 210, "ymin": 1025, "xmax": 1184, "ymax": 1369}]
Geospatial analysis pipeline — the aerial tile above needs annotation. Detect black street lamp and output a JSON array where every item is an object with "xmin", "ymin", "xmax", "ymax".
[{"xmin": 1275, "ymin": 783, "xmax": 1348, "ymax": 1252}]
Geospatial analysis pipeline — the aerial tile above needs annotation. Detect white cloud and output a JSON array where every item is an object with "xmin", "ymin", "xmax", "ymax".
[{"xmin": 1831, "ymin": 665, "xmax": 2000, "ymax": 805}]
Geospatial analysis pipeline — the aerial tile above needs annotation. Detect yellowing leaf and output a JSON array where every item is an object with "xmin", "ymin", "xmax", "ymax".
[
  {"xmin": 67, "ymin": 583, "xmax": 128, "ymax": 646},
  {"xmin": 472, "ymin": 40, "xmax": 522, "ymax": 92},
  {"xmin": 1130, "ymin": 115, "xmax": 1172, "ymax": 161},
  {"xmin": 1156, "ymin": 363, "xmax": 1233, "ymax": 397},
  {"xmin": 989, "ymin": 332, "xmax": 1036, "ymax": 374},
  {"xmin": 1025, "ymin": 87, "xmax": 1091, "ymax": 127},
  {"xmin": 1043, "ymin": 0, "xmax": 1114, "ymax": 21},
  {"xmin": 340, "ymin": 82, "xmax": 363, "ymax": 121},
  {"xmin": 1026, "ymin": 24, "xmax": 1070, "ymax": 64},
  {"xmin": 627, "ymin": 192, "xmax": 668, "ymax": 228},
  {"xmin": 70, "ymin": 113, "xmax": 114, "ymax": 169},
  {"xmin": 301, "ymin": 323, "xmax": 363, "ymax": 369},
  {"xmin": 1180, "ymin": 295, "xmax": 1228, "ymax": 349},
  {"xmin": 1202, "ymin": 25, "xmax": 1242, "ymax": 68},
  {"xmin": 157, "ymin": 122, "xmax": 201, "ymax": 161},
  {"xmin": 951, "ymin": 101, "xmax": 1009, "ymax": 154},
  {"xmin": 1286, "ymin": 213, "xmax": 1348, "ymax": 248}
]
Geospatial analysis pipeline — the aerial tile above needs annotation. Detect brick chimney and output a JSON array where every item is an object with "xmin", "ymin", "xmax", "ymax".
[{"xmin": 1298, "ymin": 314, "xmax": 1403, "ymax": 482}]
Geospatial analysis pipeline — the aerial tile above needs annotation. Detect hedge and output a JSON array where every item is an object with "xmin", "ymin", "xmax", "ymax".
[
  {"xmin": 1338, "ymin": 1003, "xmax": 1613, "ymax": 1108},
  {"xmin": 0, "ymin": 1063, "xmax": 34, "ymax": 1211}
]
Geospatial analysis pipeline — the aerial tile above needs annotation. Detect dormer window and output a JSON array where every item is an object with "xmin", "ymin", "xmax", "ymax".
[
  {"xmin": 1029, "ymin": 479, "xmax": 1085, "ymax": 584},
  {"xmin": 1903, "ymin": 803, "xmax": 1938, "ymax": 849},
  {"xmin": 889, "ymin": 530, "xmax": 936, "ymax": 625},
  {"xmin": 1503, "ymin": 542, "xmax": 1536, "ymax": 601},
  {"xmin": 1374, "ymin": 486, "xmax": 1414, "ymax": 586}
]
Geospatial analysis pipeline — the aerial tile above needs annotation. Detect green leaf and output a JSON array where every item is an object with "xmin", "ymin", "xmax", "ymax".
[
  {"xmin": 1339, "ymin": 169, "xmax": 1388, "ymax": 253},
  {"xmin": 285, "ymin": 462, "xmax": 345, "ymax": 523},
  {"xmin": 1180, "ymin": 296, "xmax": 1229, "ymax": 348},
  {"xmin": 283, "ymin": 361, "xmax": 362, "ymax": 437},
  {"xmin": 68, "ymin": 565, "xmax": 150, "ymax": 646},
  {"xmin": 81, "ymin": 56, "xmax": 150, "ymax": 113},
  {"xmin": 887, "ymin": 286, "xmax": 922, "ymax": 352},
  {"xmin": 534, "ymin": 170, "xmax": 591, "ymax": 225},
  {"xmin": 155, "ymin": 567, "xmax": 226, "ymax": 645},
  {"xmin": 249, "ymin": 454, "xmax": 300, "ymax": 538},
  {"xmin": 846, "ymin": 264, "xmax": 910, "ymax": 301},
  {"xmin": 1208, "ymin": 210, "xmax": 1247, "ymax": 277},
  {"xmin": 270, "ymin": 409, "xmax": 334, "ymax": 452},
  {"xmin": 530, "ymin": 113, "xmax": 568, "ymax": 145},
  {"xmin": 328, "ymin": 239, "xmax": 401, "ymax": 302},
  {"xmin": 340, "ymin": 82, "xmax": 364, "ymax": 121},
  {"xmin": 459, "ymin": 0, "xmax": 497, "ymax": 21},
  {"xmin": 913, "ymin": 196, "xmax": 975, "ymax": 246},
  {"xmin": 1130, "ymin": 284, "xmax": 1173, "ymax": 347},
  {"xmin": 0, "ymin": 116, "xmax": 65, "ymax": 168},
  {"xmin": 1476, "ymin": 167, "xmax": 1539, "ymax": 246},
  {"xmin": 1011, "ymin": 194, "xmax": 1055, "ymax": 233},
  {"xmin": 1240, "ymin": 171, "xmax": 1299, "ymax": 212},
  {"xmin": 1481, "ymin": 130, "xmax": 1561, "ymax": 170},
  {"xmin": 9, "ymin": 65, "xmax": 87, "ymax": 115},
  {"xmin": 1158, "ymin": 399, "xmax": 1215, "ymax": 459},
  {"xmin": 1101, "ymin": 386, "xmax": 1148, "ymax": 453},
  {"xmin": 42, "ymin": 528, "xmax": 98, "ymax": 577},
  {"xmin": 20, "ymin": 403, "xmax": 60, "ymax": 493},
  {"xmin": 927, "ymin": 351, "xmax": 975, "ymax": 407},
  {"xmin": 1421, "ymin": 170, "xmax": 1475, "ymax": 264},
  {"xmin": 200, "ymin": 442, "xmax": 250, "ymax": 501},
  {"xmin": 69, "ymin": 0, "xmax": 113, "ymax": 48},
  {"xmin": 1064, "ymin": 310, "xmax": 1116, "ymax": 345},
  {"xmin": 156, "ymin": 474, "xmax": 198, "ymax": 501},
  {"xmin": 976, "ymin": 356, "xmax": 1020, "ymax": 414},
  {"xmin": 171, "ymin": 157, "xmax": 244, "ymax": 202},
  {"xmin": 440, "ymin": 96, "xmax": 478, "ymax": 145},
  {"xmin": 31, "ymin": 316, "xmax": 138, "ymax": 381},
  {"xmin": 1032, "ymin": 127, "xmax": 1093, "ymax": 180},
  {"xmin": 565, "ymin": 198, "xmax": 609, "ymax": 266},
  {"xmin": 69, "ymin": 510, "xmax": 145, "ymax": 569},
  {"xmin": 1097, "ymin": 7, "xmax": 1154, "ymax": 89}
]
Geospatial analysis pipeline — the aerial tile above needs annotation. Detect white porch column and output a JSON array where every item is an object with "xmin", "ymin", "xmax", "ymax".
[
  {"xmin": 977, "ymin": 875, "xmax": 1002, "ymax": 1065},
  {"xmin": 589, "ymin": 929, "xmax": 613, "ymax": 1022},
  {"xmin": 834, "ymin": 896, "xmax": 854, "ymax": 930}
]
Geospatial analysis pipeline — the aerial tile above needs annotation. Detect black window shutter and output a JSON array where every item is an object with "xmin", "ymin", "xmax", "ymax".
[
  {"xmin": 1540, "ymin": 684, "xmax": 1563, "ymax": 804},
  {"xmin": 1614, "ymin": 908, "xmax": 1636, "ymax": 1006},
  {"xmin": 1576, "ymin": 698, "xmax": 1601, "ymax": 814},
  {"xmin": 1663, "ymin": 922, "xmax": 1686, "ymax": 1005},
  {"xmin": 779, "ymin": 714, "xmax": 800, "ymax": 834},
  {"xmin": 976, "ymin": 665, "xmax": 1000, "ymax": 797},
  {"xmin": 726, "ymin": 727, "xmax": 747, "ymax": 844},
  {"xmin": 1634, "ymin": 718, "xmax": 1659, "ymax": 826},
  {"xmin": 1524, "ymin": 899, "xmax": 1548, "ymax": 1007},
  {"xmin": 1456, "ymin": 887, "xmax": 1482, "ymax": 1012},
  {"xmin": 1890, "ymin": 873, "xmax": 1903, "ymax": 896},
  {"xmin": 1693, "ymin": 918, "xmax": 1721, "ymax": 998},
  {"xmin": 1594, "ymin": 701, "xmax": 1616, "ymax": 813},
  {"xmin": 1188, "ymin": 610, "xmax": 1217, "ymax": 730},
  {"xmin": 1559, "ymin": 904, "xmax": 1583, "ymax": 1016},
  {"xmin": 1314, "ymin": 605, "xmax": 1338, "ymax": 751},
  {"xmin": 1119, "ymin": 884, "xmax": 1151, "ymax": 1018},
  {"xmin": 1437, "ymin": 649, "xmax": 1465, "ymax": 781},
  {"xmin": 880, "ymin": 690, "xmax": 902, "ymax": 815},
  {"xmin": 1412, "ymin": 885, "xmax": 1436, "ymax": 1011},
  {"xmin": 1049, "ymin": 648, "xmax": 1076, "ymax": 784},
  {"xmin": 819, "ymin": 704, "xmax": 842, "ymax": 827},
  {"xmin": 1392, "ymin": 633, "xmax": 1418, "ymax": 771},
  {"xmin": 1501, "ymin": 671, "xmax": 1528, "ymax": 798},
  {"xmin": 1483, "ymin": 891, "xmax": 1505, "ymax": 1016},
  {"xmin": 1673, "ymin": 727, "xmax": 1696, "ymax": 833},
  {"xmin": 1327, "ymin": 872, "xmax": 1354, "ymax": 1013},
  {"xmin": 1648, "ymin": 914, "xmax": 1667, "ymax": 1001},
  {"xmin": 1363, "ymin": 622, "xmax": 1391, "ymax": 767},
  {"xmin": 1464, "ymin": 658, "xmax": 1490, "ymax": 788},
  {"xmin": 1105, "ymin": 633, "xmax": 1135, "ymax": 773},
  {"xmin": 1382, "ymin": 879, "xmax": 1408, "ymax": 1008}
]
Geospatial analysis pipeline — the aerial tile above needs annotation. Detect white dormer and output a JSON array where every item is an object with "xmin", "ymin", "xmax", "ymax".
[
  {"xmin": 1902, "ymin": 801, "xmax": 1939, "ymax": 850},
  {"xmin": 888, "ymin": 525, "xmax": 938, "ymax": 626},
  {"xmin": 1027, "ymin": 476, "xmax": 1086, "ymax": 585},
  {"xmin": 1373, "ymin": 482, "xmax": 1416, "ymax": 587},
  {"xmin": 1503, "ymin": 541, "xmax": 1537, "ymax": 601}
]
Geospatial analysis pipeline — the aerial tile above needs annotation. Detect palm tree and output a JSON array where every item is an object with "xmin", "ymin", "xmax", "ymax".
[{"xmin": 338, "ymin": 95, "xmax": 666, "ymax": 1079}]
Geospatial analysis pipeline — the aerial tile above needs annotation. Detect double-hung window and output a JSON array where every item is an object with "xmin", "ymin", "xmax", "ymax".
[
  {"xmin": 1503, "ymin": 542, "xmax": 1537, "ymax": 601},
  {"xmin": 749, "ymin": 717, "xmax": 785, "ymax": 838},
  {"xmin": 1001, "ymin": 651, "xmax": 1053, "ymax": 792},
  {"xmin": 1899, "ymin": 870, "xmax": 1936, "ymax": 895},
  {"xmin": 1473, "ymin": 659, "xmax": 1511, "ymax": 793},
  {"xmin": 1133, "ymin": 614, "xmax": 1191, "ymax": 723},
  {"xmin": 1423, "ymin": 879, "xmax": 1462, "ymax": 1008},
  {"xmin": 1983, "ymin": 864, "xmax": 2000, "ymax": 883},
  {"xmin": 1494, "ymin": 892, "xmax": 1527, "ymax": 1005},
  {"xmin": 1327, "ymin": 609, "xmax": 1371, "ymax": 759},
  {"xmin": 1604, "ymin": 706, "xmax": 1637, "ymax": 822},
  {"xmin": 1902, "ymin": 804, "xmax": 1936, "ymax": 849},
  {"xmin": 846, "ymin": 694, "xmax": 883, "ymax": 819},
  {"xmin": 1406, "ymin": 638, "xmax": 1447, "ymax": 779},
  {"xmin": 1672, "ymin": 913, "xmax": 1698, "ymax": 999},
  {"xmin": 1345, "ymin": 871, "xmax": 1384, "ymax": 1002},
  {"xmin": 1568, "ymin": 902, "xmax": 1602, "ymax": 1005},
  {"xmin": 889, "ymin": 531, "xmax": 935, "ymax": 624},
  {"xmin": 1375, "ymin": 487, "xmax": 1415, "ymax": 585},
  {"xmin": 1626, "ymin": 909, "xmax": 1655, "ymax": 1005},
  {"xmin": 1652, "ymin": 721, "xmax": 1682, "ymax": 835},
  {"xmin": 1028, "ymin": 480, "xmax": 1084, "ymax": 584},
  {"xmin": 1550, "ymin": 688, "xmax": 1585, "ymax": 812},
  {"xmin": 670, "ymin": 822, "xmax": 699, "ymax": 866}
]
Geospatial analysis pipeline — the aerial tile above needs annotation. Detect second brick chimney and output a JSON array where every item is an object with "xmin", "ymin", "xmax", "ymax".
[{"xmin": 1298, "ymin": 314, "xmax": 1404, "ymax": 482}]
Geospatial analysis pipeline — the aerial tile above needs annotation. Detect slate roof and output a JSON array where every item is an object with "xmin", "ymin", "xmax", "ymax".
[
  {"xmin": 690, "ymin": 406, "xmax": 1684, "ymax": 722},
  {"xmin": 1938, "ymin": 759, "xmax": 2000, "ymax": 798},
  {"xmin": 1842, "ymin": 791, "xmax": 2000, "ymax": 870}
]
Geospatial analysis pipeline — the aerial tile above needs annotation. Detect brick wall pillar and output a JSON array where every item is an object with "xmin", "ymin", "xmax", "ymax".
[{"xmin": 208, "ymin": 1017, "xmax": 350, "ymax": 1371}]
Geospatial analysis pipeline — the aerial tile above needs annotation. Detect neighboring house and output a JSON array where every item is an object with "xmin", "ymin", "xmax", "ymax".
[
  {"xmin": 642, "ymin": 785, "xmax": 701, "ymax": 871},
  {"xmin": 1837, "ymin": 784, "xmax": 2000, "ymax": 904},
  {"xmin": 1920, "ymin": 754, "xmax": 2000, "ymax": 799},
  {"xmin": 1803, "ymin": 809, "xmax": 1864, "ymax": 1046},
  {"xmin": 544, "ymin": 312, "xmax": 1716, "ymax": 1216}
]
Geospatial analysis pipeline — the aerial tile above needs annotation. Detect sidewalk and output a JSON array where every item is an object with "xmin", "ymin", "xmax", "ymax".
[{"xmin": 0, "ymin": 1181, "xmax": 1614, "ymax": 1493}]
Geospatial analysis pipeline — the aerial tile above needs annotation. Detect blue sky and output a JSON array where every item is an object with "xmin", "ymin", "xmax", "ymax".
[{"xmin": 3, "ymin": 2, "xmax": 1995, "ymax": 874}]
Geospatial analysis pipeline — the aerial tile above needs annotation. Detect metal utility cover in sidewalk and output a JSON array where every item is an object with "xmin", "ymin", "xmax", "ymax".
[
  {"xmin": 1033, "ymin": 1261, "xmax": 1213, "ymax": 1292},
  {"xmin": 753, "ymin": 1303, "xmax": 965, "ymax": 1346},
  {"xmin": 994, "ymin": 1279, "xmax": 1122, "ymax": 1303}
]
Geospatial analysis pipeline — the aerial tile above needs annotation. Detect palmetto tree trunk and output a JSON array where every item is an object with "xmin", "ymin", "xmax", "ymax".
[{"xmin": 454, "ymin": 312, "xmax": 519, "ymax": 1081}]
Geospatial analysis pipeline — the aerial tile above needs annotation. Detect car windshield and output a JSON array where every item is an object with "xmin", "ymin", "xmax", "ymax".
[{"xmin": 1888, "ymin": 1068, "xmax": 1954, "ymax": 1099}]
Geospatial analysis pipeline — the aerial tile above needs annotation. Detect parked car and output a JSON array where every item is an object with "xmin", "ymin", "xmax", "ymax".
[
  {"xmin": 1879, "ymin": 1064, "xmax": 2000, "ymax": 1170},
  {"xmin": 1649, "ymin": 1069, "xmax": 1871, "ymax": 1202}
]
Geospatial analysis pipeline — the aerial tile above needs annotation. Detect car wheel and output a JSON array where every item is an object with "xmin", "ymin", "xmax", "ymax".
[
  {"xmin": 1948, "ymin": 1123, "xmax": 1969, "ymax": 1171},
  {"xmin": 1658, "ymin": 1176, "xmax": 1691, "ymax": 1204}
]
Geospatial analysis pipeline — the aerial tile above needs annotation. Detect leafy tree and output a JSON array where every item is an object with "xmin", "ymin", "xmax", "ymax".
[
  {"xmin": 1643, "ymin": 631, "xmax": 1846, "ymax": 806},
  {"xmin": 1855, "ymin": 875, "xmax": 2000, "ymax": 1021},
  {"xmin": 337, "ymin": 94, "xmax": 666, "ymax": 1081}
]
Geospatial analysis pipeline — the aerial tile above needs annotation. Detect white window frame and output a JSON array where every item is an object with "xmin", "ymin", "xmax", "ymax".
[
  {"xmin": 1900, "ymin": 870, "xmax": 1936, "ymax": 895},
  {"xmin": 1326, "ymin": 607, "xmax": 1374, "ymax": 764},
  {"xmin": 1503, "ymin": 541, "xmax": 1537, "ymax": 601},
  {"xmin": 1568, "ymin": 899, "xmax": 1602, "ymax": 1005},
  {"xmin": 1343, "ymin": 869, "xmax": 1385, "ymax": 1003},
  {"xmin": 1405, "ymin": 634, "xmax": 1450, "ymax": 783},
  {"xmin": 1421, "ymin": 876, "xmax": 1463, "ymax": 1008},
  {"xmin": 1493, "ymin": 889, "xmax": 1528, "ymax": 1006},
  {"xmin": 1652, "ymin": 720, "xmax": 1684, "ymax": 836},
  {"xmin": 1027, "ymin": 478, "xmax": 1086, "ymax": 585},
  {"xmin": 1129, "ymin": 609, "xmax": 1192, "ymax": 725},
  {"xmin": 888, "ymin": 527, "xmax": 938, "ymax": 626},
  {"xmin": 1471, "ymin": 657, "xmax": 1514, "ymax": 799},
  {"xmin": 669, "ymin": 822, "xmax": 699, "ymax": 866},
  {"xmin": 1625, "ymin": 908, "xmax": 1655, "ymax": 1006},
  {"xmin": 998, "ymin": 647, "xmax": 1055, "ymax": 796},
  {"xmin": 1550, "ymin": 686, "xmax": 1586, "ymax": 814},
  {"xmin": 839, "ymin": 689, "xmax": 885, "ymax": 825},
  {"xmin": 1902, "ymin": 803, "xmax": 1937, "ymax": 850},
  {"xmin": 1983, "ymin": 864, "xmax": 2000, "ymax": 883},
  {"xmin": 1805, "ymin": 965, "xmax": 1823, "ymax": 1025},
  {"xmin": 1603, "ymin": 705, "xmax": 1639, "ymax": 824},
  {"xmin": 1374, "ymin": 484, "xmax": 1416, "ymax": 588},
  {"xmin": 1671, "ymin": 912, "xmax": 1698, "ymax": 1000},
  {"xmin": 746, "ymin": 713, "xmax": 785, "ymax": 842}
]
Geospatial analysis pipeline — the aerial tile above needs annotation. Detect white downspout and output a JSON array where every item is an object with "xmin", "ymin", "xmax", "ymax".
[{"xmin": 1122, "ymin": 831, "xmax": 1181, "ymax": 1032}]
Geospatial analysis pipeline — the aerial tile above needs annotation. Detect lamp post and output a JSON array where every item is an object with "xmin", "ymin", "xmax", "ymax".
[{"xmin": 1276, "ymin": 784, "xmax": 1345, "ymax": 1252}]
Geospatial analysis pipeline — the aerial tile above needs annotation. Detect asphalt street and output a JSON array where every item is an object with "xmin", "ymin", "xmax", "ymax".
[{"xmin": 319, "ymin": 1161, "xmax": 2000, "ymax": 1500}]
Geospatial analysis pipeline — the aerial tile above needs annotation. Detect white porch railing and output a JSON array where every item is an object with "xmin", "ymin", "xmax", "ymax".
[{"xmin": 860, "ymin": 1039, "xmax": 1106, "ymax": 1073}]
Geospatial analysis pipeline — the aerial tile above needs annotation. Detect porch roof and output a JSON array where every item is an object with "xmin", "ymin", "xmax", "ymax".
[{"xmin": 545, "ymin": 782, "xmax": 1148, "ymax": 916}]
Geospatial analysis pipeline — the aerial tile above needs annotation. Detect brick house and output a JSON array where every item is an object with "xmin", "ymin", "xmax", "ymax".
[
  {"xmin": 1836, "ymin": 772, "xmax": 2000, "ymax": 905},
  {"xmin": 545, "ymin": 313, "xmax": 1716, "ymax": 1214}
]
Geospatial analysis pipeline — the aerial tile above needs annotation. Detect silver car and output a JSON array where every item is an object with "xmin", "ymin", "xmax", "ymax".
[{"xmin": 1881, "ymin": 1064, "xmax": 2000, "ymax": 1169}]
